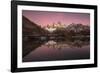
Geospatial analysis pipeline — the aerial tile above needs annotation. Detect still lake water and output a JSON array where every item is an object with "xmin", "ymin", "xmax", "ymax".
[{"xmin": 23, "ymin": 38, "xmax": 90, "ymax": 62}]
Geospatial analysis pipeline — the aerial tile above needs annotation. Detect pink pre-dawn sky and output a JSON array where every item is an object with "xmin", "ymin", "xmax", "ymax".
[{"xmin": 22, "ymin": 10, "xmax": 90, "ymax": 27}]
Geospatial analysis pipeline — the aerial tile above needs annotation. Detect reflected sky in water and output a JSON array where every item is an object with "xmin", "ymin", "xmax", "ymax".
[{"xmin": 23, "ymin": 39, "xmax": 90, "ymax": 62}]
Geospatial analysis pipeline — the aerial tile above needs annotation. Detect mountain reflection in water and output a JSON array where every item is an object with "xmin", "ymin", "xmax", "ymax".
[{"xmin": 23, "ymin": 38, "xmax": 90, "ymax": 62}]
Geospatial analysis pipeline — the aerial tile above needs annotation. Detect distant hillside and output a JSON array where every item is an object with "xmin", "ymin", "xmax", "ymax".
[
  {"xmin": 66, "ymin": 23, "xmax": 89, "ymax": 32},
  {"xmin": 22, "ymin": 16, "xmax": 49, "ymax": 36},
  {"xmin": 53, "ymin": 23, "xmax": 90, "ymax": 38},
  {"xmin": 66, "ymin": 23, "xmax": 90, "ymax": 35}
]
